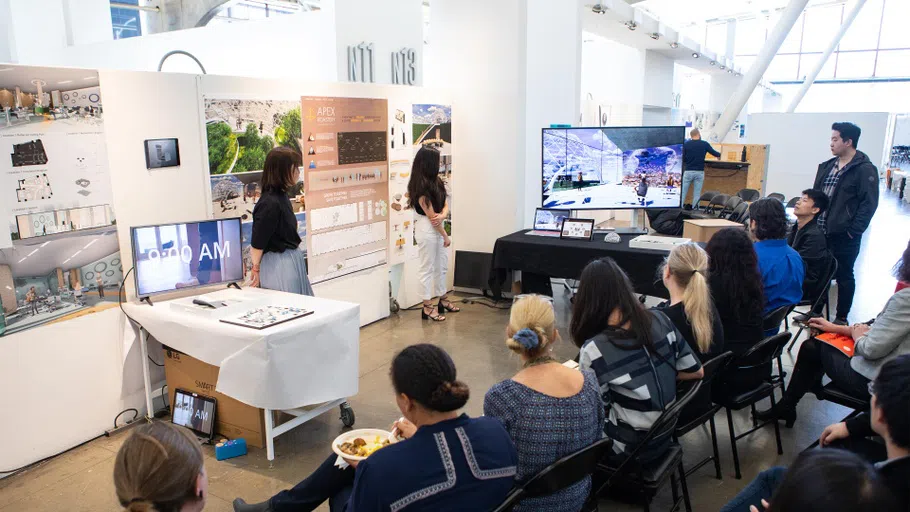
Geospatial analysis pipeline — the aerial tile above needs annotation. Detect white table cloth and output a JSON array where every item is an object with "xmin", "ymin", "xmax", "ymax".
[{"xmin": 123, "ymin": 287, "xmax": 360, "ymax": 411}]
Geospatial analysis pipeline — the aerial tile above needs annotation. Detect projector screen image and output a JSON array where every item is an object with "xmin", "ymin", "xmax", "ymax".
[
  {"xmin": 131, "ymin": 218, "xmax": 244, "ymax": 297},
  {"xmin": 542, "ymin": 126, "xmax": 685, "ymax": 209}
]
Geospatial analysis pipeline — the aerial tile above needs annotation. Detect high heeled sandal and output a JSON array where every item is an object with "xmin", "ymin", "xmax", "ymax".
[
  {"xmin": 422, "ymin": 303, "xmax": 446, "ymax": 322},
  {"xmin": 437, "ymin": 297, "xmax": 461, "ymax": 314}
]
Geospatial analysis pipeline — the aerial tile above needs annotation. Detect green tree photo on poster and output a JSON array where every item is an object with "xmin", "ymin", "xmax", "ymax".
[
  {"xmin": 275, "ymin": 107, "xmax": 301, "ymax": 154},
  {"xmin": 206, "ymin": 122, "xmax": 237, "ymax": 175},
  {"xmin": 234, "ymin": 123, "xmax": 275, "ymax": 173}
]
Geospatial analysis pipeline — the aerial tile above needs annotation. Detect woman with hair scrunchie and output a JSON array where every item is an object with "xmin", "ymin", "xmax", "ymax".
[
  {"xmin": 484, "ymin": 294, "xmax": 605, "ymax": 512},
  {"xmin": 234, "ymin": 344, "xmax": 517, "ymax": 512}
]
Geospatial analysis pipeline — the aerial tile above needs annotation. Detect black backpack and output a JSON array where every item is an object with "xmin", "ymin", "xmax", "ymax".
[{"xmin": 646, "ymin": 209, "xmax": 684, "ymax": 236}]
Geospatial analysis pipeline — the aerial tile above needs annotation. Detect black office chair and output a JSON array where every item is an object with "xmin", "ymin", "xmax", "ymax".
[
  {"xmin": 787, "ymin": 255, "xmax": 839, "ymax": 352},
  {"xmin": 492, "ymin": 438, "xmax": 614, "ymax": 512},
  {"xmin": 786, "ymin": 197, "xmax": 799, "ymax": 208},
  {"xmin": 675, "ymin": 352, "xmax": 735, "ymax": 480},
  {"xmin": 719, "ymin": 196, "xmax": 745, "ymax": 219},
  {"xmin": 767, "ymin": 193, "xmax": 786, "ymax": 202},
  {"xmin": 705, "ymin": 194, "xmax": 730, "ymax": 215},
  {"xmin": 736, "ymin": 189, "xmax": 760, "ymax": 202},
  {"xmin": 694, "ymin": 191, "xmax": 720, "ymax": 211},
  {"xmin": 595, "ymin": 381, "xmax": 703, "ymax": 512},
  {"xmin": 762, "ymin": 304, "xmax": 796, "ymax": 389},
  {"xmin": 715, "ymin": 332, "xmax": 792, "ymax": 479}
]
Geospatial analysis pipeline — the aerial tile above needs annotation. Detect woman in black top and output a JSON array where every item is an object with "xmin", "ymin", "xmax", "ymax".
[
  {"xmin": 705, "ymin": 228, "xmax": 765, "ymax": 355},
  {"xmin": 249, "ymin": 147, "xmax": 313, "ymax": 296},
  {"xmin": 407, "ymin": 146, "xmax": 456, "ymax": 321}
]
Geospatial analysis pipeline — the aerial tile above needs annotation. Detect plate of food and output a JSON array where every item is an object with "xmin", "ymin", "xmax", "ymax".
[{"xmin": 332, "ymin": 429, "xmax": 396, "ymax": 461}]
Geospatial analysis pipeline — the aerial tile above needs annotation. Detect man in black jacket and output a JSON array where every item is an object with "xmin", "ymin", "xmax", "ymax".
[
  {"xmin": 789, "ymin": 188, "xmax": 829, "ymax": 308},
  {"xmin": 814, "ymin": 122, "xmax": 879, "ymax": 324}
]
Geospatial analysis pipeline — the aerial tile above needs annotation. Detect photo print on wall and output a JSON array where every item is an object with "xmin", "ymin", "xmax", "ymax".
[
  {"xmin": 412, "ymin": 104, "xmax": 452, "ymax": 236},
  {"xmin": 0, "ymin": 64, "xmax": 120, "ymax": 338}
]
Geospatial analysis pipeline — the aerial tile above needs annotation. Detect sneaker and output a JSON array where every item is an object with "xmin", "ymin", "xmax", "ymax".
[{"xmin": 833, "ymin": 317, "xmax": 849, "ymax": 326}]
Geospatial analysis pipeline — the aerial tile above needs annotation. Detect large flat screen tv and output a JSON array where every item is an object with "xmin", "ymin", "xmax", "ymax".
[
  {"xmin": 542, "ymin": 126, "xmax": 685, "ymax": 209},
  {"xmin": 131, "ymin": 218, "xmax": 244, "ymax": 298}
]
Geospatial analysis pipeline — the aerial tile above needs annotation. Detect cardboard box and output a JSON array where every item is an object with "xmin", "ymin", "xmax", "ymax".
[
  {"xmin": 683, "ymin": 218, "xmax": 745, "ymax": 244},
  {"xmin": 164, "ymin": 348, "xmax": 266, "ymax": 448}
]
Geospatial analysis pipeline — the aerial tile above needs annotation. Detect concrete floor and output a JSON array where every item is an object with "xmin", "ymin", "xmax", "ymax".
[{"xmin": 2, "ymin": 188, "xmax": 908, "ymax": 512}]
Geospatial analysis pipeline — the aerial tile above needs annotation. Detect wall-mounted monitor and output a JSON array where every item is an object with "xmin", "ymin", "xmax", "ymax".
[
  {"xmin": 542, "ymin": 126, "xmax": 685, "ymax": 210},
  {"xmin": 130, "ymin": 218, "xmax": 244, "ymax": 298},
  {"xmin": 144, "ymin": 138, "xmax": 181, "ymax": 169}
]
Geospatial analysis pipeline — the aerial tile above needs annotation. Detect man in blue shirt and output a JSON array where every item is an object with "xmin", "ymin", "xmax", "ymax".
[
  {"xmin": 749, "ymin": 198, "xmax": 805, "ymax": 323},
  {"xmin": 681, "ymin": 128, "xmax": 721, "ymax": 209}
]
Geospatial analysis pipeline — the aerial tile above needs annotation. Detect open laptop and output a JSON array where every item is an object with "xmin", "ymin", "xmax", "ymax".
[{"xmin": 527, "ymin": 208, "xmax": 571, "ymax": 237}]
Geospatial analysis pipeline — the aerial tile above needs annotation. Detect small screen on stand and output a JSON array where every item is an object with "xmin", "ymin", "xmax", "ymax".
[
  {"xmin": 542, "ymin": 126, "xmax": 685, "ymax": 210},
  {"xmin": 130, "ymin": 218, "xmax": 244, "ymax": 297},
  {"xmin": 172, "ymin": 390, "xmax": 216, "ymax": 439}
]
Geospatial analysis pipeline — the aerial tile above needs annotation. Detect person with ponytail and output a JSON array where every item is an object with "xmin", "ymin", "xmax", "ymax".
[
  {"xmin": 234, "ymin": 344, "xmax": 517, "ymax": 512},
  {"xmin": 656, "ymin": 243, "xmax": 725, "ymax": 361},
  {"xmin": 484, "ymin": 295, "xmax": 604, "ymax": 512},
  {"xmin": 113, "ymin": 422, "xmax": 208, "ymax": 512}
]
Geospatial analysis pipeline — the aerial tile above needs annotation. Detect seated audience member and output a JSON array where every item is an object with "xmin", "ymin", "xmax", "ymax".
[
  {"xmin": 656, "ymin": 243, "xmax": 725, "ymax": 361},
  {"xmin": 788, "ymin": 188, "xmax": 830, "ymax": 304},
  {"xmin": 572, "ymin": 257, "xmax": 703, "ymax": 465},
  {"xmin": 484, "ymin": 294, "xmax": 604, "ymax": 512},
  {"xmin": 705, "ymin": 228, "xmax": 765, "ymax": 356},
  {"xmin": 896, "ymin": 240, "xmax": 910, "ymax": 293},
  {"xmin": 234, "ymin": 344, "xmax": 518, "ymax": 512},
  {"xmin": 727, "ymin": 449, "xmax": 898, "ymax": 512},
  {"xmin": 755, "ymin": 240, "xmax": 910, "ymax": 427},
  {"xmin": 749, "ymin": 198, "xmax": 805, "ymax": 318},
  {"xmin": 721, "ymin": 355, "xmax": 910, "ymax": 512},
  {"xmin": 113, "ymin": 422, "xmax": 208, "ymax": 512}
]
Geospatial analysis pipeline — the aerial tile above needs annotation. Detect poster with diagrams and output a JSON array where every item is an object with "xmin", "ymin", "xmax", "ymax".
[
  {"xmin": 203, "ymin": 98, "xmax": 304, "ymax": 222},
  {"xmin": 388, "ymin": 103, "xmax": 416, "ymax": 265},
  {"xmin": 0, "ymin": 65, "xmax": 120, "ymax": 338},
  {"xmin": 302, "ymin": 96, "xmax": 390, "ymax": 283},
  {"xmin": 412, "ymin": 104, "xmax": 453, "ymax": 238}
]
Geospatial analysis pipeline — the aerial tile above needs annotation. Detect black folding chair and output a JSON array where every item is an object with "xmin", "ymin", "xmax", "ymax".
[
  {"xmin": 728, "ymin": 202, "xmax": 749, "ymax": 223},
  {"xmin": 767, "ymin": 193, "xmax": 786, "ymax": 202},
  {"xmin": 802, "ymin": 383, "xmax": 871, "ymax": 452},
  {"xmin": 762, "ymin": 305, "xmax": 795, "ymax": 388},
  {"xmin": 787, "ymin": 256, "xmax": 838, "ymax": 352},
  {"xmin": 674, "ymin": 352, "xmax": 735, "ymax": 480},
  {"xmin": 492, "ymin": 437, "xmax": 614, "ymax": 512},
  {"xmin": 705, "ymin": 194, "xmax": 730, "ymax": 215},
  {"xmin": 736, "ymin": 189, "xmax": 760, "ymax": 201},
  {"xmin": 694, "ymin": 191, "xmax": 720, "ymax": 211},
  {"xmin": 715, "ymin": 332, "xmax": 793, "ymax": 479},
  {"xmin": 786, "ymin": 197, "xmax": 799, "ymax": 208},
  {"xmin": 719, "ymin": 196, "xmax": 744, "ymax": 219},
  {"xmin": 595, "ymin": 381, "xmax": 703, "ymax": 512}
]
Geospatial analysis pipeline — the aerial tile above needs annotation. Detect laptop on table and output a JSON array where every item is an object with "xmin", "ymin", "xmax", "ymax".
[{"xmin": 527, "ymin": 208, "xmax": 571, "ymax": 237}]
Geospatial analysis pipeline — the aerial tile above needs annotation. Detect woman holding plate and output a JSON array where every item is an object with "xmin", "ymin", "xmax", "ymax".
[{"xmin": 233, "ymin": 344, "xmax": 517, "ymax": 512}]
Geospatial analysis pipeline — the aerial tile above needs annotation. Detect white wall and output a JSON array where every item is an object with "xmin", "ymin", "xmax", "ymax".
[
  {"xmin": 14, "ymin": 12, "xmax": 338, "ymax": 82},
  {"xmin": 0, "ymin": 309, "xmax": 162, "ymax": 474},
  {"xmin": 643, "ymin": 51, "xmax": 674, "ymax": 109},
  {"xmin": 62, "ymin": 0, "xmax": 113, "ymax": 46},
  {"xmin": 749, "ymin": 112, "xmax": 890, "ymax": 199},
  {"xmin": 5, "ymin": 0, "xmax": 68, "ymax": 64},
  {"xmin": 334, "ymin": 0, "xmax": 423, "ymax": 85},
  {"xmin": 581, "ymin": 34, "xmax": 645, "ymax": 126}
]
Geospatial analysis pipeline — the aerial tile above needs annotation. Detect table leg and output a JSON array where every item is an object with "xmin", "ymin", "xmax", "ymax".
[
  {"xmin": 264, "ymin": 408, "xmax": 275, "ymax": 464},
  {"xmin": 138, "ymin": 327, "xmax": 155, "ymax": 421}
]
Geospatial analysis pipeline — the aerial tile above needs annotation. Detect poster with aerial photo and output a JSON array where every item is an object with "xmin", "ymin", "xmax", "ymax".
[
  {"xmin": 204, "ymin": 99, "xmax": 305, "ymax": 221},
  {"xmin": 412, "ymin": 104, "xmax": 452, "ymax": 236},
  {"xmin": 0, "ymin": 65, "xmax": 120, "ymax": 338}
]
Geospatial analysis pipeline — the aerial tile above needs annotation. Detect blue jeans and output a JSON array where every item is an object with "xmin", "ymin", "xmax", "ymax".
[
  {"xmin": 720, "ymin": 466, "xmax": 787, "ymax": 512},
  {"xmin": 681, "ymin": 170, "xmax": 704, "ymax": 207}
]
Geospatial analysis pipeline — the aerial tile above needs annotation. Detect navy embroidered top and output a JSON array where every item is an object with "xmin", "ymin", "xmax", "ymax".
[
  {"xmin": 484, "ymin": 370, "xmax": 605, "ymax": 512},
  {"xmin": 347, "ymin": 414, "xmax": 518, "ymax": 511}
]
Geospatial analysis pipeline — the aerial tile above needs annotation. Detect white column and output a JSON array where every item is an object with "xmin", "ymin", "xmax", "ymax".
[
  {"xmin": 710, "ymin": 0, "xmax": 810, "ymax": 141},
  {"xmin": 786, "ymin": 0, "xmax": 867, "ymax": 112},
  {"xmin": 726, "ymin": 19, "xmax": 737, "ymax": 62}
]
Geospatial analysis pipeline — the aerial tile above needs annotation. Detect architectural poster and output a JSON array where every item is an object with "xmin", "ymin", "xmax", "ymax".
[
  {"xmin": 388, "ymin": 103, "xmax": 416, "ymax": 265},
  {"xmin": 0, "ymin": 65, "xmax": 119, "ymax": 338},
  {"xmin": 412, "ymin": 104, "xmax": 453, "ymax": 237},
  {"xmin": 302, "ymin": 96, "xmax": 390, "ymax": 283}
]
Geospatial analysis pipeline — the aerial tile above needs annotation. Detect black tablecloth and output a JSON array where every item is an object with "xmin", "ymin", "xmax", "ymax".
[{"xmin": 489, "ymin": 230, "xmax": 670, "ymax": 299}]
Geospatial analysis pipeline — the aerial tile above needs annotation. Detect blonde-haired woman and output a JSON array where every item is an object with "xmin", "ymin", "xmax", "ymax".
[
  {"xmin": 657, "ymin": 243, "xmax": 726, "ymax": 361},
  {"xmin": 484, "ymin": 294, "xmax": 604, "ymax": 512},
  {"xmin": 113, "ymin": 422, "xmax": 208, "ymax": 512}
]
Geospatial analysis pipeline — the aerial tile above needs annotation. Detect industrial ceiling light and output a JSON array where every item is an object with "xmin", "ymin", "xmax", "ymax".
[
  {"xmin": 669, "ymin": 42, "xmax": 679, "ymax": 49},
  {"xmin": 649, "ymin": 32, "xmax": 660, "ymax": 40},
  {"xmin": 692, "ymin": 52, "xmax": 699, "ymax": 58},
  {"xmin": 710, "ymin": 61, "xmax": 716, "ymax": 66},
  {"xmin": 625, "ymin": 21, "xmax": 638, "ymax": 31},
  {"xmin": 592, "ymin": 3, "xmax": 607, "ymax": 14},
  {"xmin": 719, "ymin": 65, "xmax": 726, "ymax": 70}
]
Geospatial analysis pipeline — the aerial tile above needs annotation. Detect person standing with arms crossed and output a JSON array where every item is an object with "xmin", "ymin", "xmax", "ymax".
[
  {"xmin": 249, "ymin": 147, "xmax": 313, "ymax": 296},
  {"xmin": 681, "ymin": 128, "xmax": 721, "ymax": 209},
  {"xmin": 814, "ymin": 122, "xmax": 879, "ymax": 325}
]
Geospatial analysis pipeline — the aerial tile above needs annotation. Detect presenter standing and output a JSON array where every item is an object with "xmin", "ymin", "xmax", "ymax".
[
  {"xmin": 409, "ymin": 146, "xmax": 457, "ymax": 322},
  {"xmin": 681, "ymin": 128, "xmax": 721, "ymax": 209},
  {"xmin": 814, "ymin": 122, "xmax": 879, "ymax": 324},
  {"xmin": 249, "ymin": 147, "xmax": 313, "ymax": 296}
]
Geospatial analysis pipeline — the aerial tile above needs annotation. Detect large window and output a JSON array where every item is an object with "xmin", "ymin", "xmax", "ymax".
[
  {"xmin": 734, "ymin": 0, "xmax": 910, "ymax": 82},
  {"xmin": 110, "ymin": 0, "xmax": 141, "ymax": 40}
]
